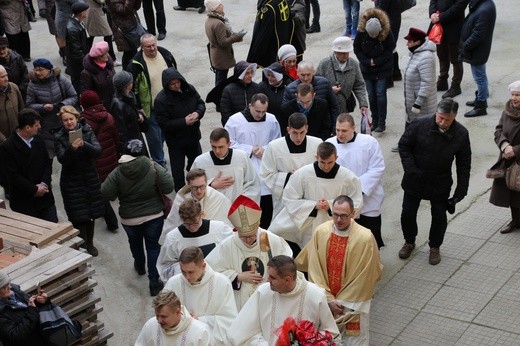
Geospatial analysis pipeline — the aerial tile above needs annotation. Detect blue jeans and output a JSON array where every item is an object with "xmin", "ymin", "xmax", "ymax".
[
  {"xmin": 123, "ymin": 217, "xmax": 163, "ymax": 282},
  {"xmin": 343, "ymin": 0, "xmax": 360, "ymax": 37},
  {"xmin": 364, "ymin": 78, "xmax": 388, "ymax": 126},
  {"xmin": 147, "ymin": 111, "xmax": 165, "ymax": 166},
  {"xmin": 470, "ymin": 64, "xmax": 489, "ymax": 102}
]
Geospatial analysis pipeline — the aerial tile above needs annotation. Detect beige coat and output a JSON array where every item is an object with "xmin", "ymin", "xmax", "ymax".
[
  {"xmin": 205, "ymin": 13, "xmax": 242, "ymax": 70},
  {"xmin": 85, "ymin": 0, "xmax": 113, "ymax": 37},
  {"xmin": 0, "ymin": 0, "xmax": 31, "ymax": 35}
]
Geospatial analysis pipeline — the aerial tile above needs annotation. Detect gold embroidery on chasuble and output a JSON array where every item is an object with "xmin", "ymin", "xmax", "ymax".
[{"xmin": 327, "ymin": 233, "xmax": 348, "ymax": 297}]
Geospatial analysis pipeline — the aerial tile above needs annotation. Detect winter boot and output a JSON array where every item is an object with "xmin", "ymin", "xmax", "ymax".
[
  {"xmin": 464, "ymin": 100, "xmax": 487, "ymax": 117},
  {"xmin": 373, "ymin": 121, "xmax": 386, "ymax": 133},
  {"xmin": 442, "ymin": 84, "xmax": 461, "ymax": 99},
  {"xmin": 85, "ymin": 222, "xmax": 99, "ymax": 257},
  {"xmin": 437, "ymin": 79, "xmax": 449, "ymax": 91},
  {"xmin": 466, "ymin": 91, "xmax": 478, "ymax": 107}
]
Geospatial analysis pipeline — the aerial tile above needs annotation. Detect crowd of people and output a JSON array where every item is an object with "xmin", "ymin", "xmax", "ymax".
[{"xmin": 0, "ymin": 0, "xmax": 510, "ymax": 344}]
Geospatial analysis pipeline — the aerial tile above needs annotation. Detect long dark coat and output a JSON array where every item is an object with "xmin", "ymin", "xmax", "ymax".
[
  {"xmin": 459, "ymin": 0, "xmax": 496, "ymax": 65},
  {"xmin": 398, "ymin": 115, "xmax": 471, "ymax": 201},
  {"xmin": 55, "ymin": 119, "xmax": 105, "ymax": 224},
  {"xmin": 490, "ymin": 101, "xmax": 520, "ymax": 208}
]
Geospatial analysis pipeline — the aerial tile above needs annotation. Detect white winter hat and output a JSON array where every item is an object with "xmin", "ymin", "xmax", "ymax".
[
  {"xmin": 205, "ymin": 0, "xmax": 222, "ymax": 12},
  {"xmin": 509, "ymin": 81, "xmax": 520, "ymax": 93},
  {"xmin": 277, "ymin": 44, "xmax": 297, "ymax": 62},
  {"xmin": 332, "ymin": 36, "xmax": 353, "ymax": 53}
]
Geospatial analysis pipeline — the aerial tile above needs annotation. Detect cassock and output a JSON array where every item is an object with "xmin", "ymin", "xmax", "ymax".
[
  {"xmin": 205, "ymin": 230, "xmax": 292, "ymax": 310},
  {"xmin": 247, "ymin": 0, "xmax": 295, "ymax": 68},
  {"xmin": 268, "ymin": 162, "xmax": 363, "ymax": 248},
  {"xmin": 260, "ymin": 135, "xmax": 322, "ymax": 217},
  {"xmin": 326, "ymin": 133, "xmax": 385, "ymax": 217},
  {"xmin": 296, "ymin": 220, "xmax": 383, "ymax": 345},
  {"xmin": 162, "ymin": 185, "xmax": 233, "ymax": 237},
  {"xmin": 135, "ymin": 306, "xmax": 213, "ymax": 346},
  {"xmin": 225, "ymin": 111, "xmax": 281, "ymax": 196},
  {"xmin": 226, "ymin": 272, "xmax": 339, "ymax": 345},
  {"xmin": 192, "ymin": 148, "xmax": 261, "ymax": 204},
  {"xmin": 163, "ymin": 265, "xmax": 237, "ymax": 344},
  {"xmin": 157, "ymin": 220, "xmax": 233, "ymax": 282}
]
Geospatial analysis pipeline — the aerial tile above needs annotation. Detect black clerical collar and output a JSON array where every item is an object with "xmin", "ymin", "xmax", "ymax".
[
  {"xmin": 285, "ymin": 134, "xmax": 307, "ymax": 153},
  {"xmin": 336, "ymin": 132, "xmax": 357, "ymax": 144},
  {"xmin": 243, "ymin": 108, "xmax": 266, "ymax": 122},
  {"xmin": 178, "ymin": 219, "xmax": 210, "ymax": 238},
  {"xmin": 210, "ymin": 148, "xmax": 233, "ymax": 165},
  {"xmin": 313, "ymin": 161, "xmax": 340, "ymax": 178}
]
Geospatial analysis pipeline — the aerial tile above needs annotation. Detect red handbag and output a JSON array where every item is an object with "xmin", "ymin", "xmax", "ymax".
[{"xmin": 428, "ymin": 14, "xmax": 443, "ymax": 44}]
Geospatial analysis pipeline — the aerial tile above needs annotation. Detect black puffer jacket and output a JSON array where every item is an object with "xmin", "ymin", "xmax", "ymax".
[
  {"xmin": 0, "ymin": 284, "xmax": 47, "ymax": 346},
  {"xmin": 80, "ymin": 54, "xmax": 116, "ymax": 109},
  {"xmin": 65, "ymin": 17, "xmax": 89, "ymax": 78},
  {"xmin": 55, "ymin": 119, "xmax": 105, "ymax": 224},
  {"xmin": 398, "ymin": 115, "xmax": 471, "ymax": 201},
  {"xmin": 354, "ymin": 8, "xmax": 395, "ymax": 80},
  {"xmin": 459, "ymin": 0, "xmax": 496, "ymax": 65},
  {"xmin": 220, "ymin": 62, "xmax": 262, "ymax": 126},
  {"xmin": 154, "ymin": 68, "xmax": 205, "ymax": 147},
  {"xmin": 110, "ymin": 91, "xmax": 146, "ymax": 154}
]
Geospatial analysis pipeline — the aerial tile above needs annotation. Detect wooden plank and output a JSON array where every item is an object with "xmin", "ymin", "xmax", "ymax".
[
  {"xmin": 1, "ymin": 239, "xmax": 32, "ymax": 255},
  {"xmin": 0, "ymin": 217, "xmax": 50, "ymax": 235},
  {"xmin": 72, "ymin": 304, "xmax": 103, "ymax": 323},
  {"xmin": 0, "ymin": 208, "xmax": 58, "ymax": 229},
  {"xmin": 9, "ymin": 246, "xmax": 86, "ymax": 283},
  {"xmin": 27, "ymin": 265, "xmax": 94, "ymax": 296},
  {"xmin": 51, "ymin": 279, "xmax": 97, "ymax": 306},
  {"xmin": 30, "ymin": 223, "xmax": 75, "ymax": 247},
  {"xmin": 62, "ymin": 295, "xmax": 101, "ymax": 316},
  {"xmin": 59, "ymin": 236, "xmax": 84, "ymax": 249},
  {"xmin": 4, "ymin": 244, "xmax": 64, "ymax": 274}
]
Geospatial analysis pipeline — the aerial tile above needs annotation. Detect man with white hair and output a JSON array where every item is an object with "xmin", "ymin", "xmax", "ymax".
[
  {"xmin": 316, "ymin": 36, "xmax": 368, "ymax": 116},
  {"xmin": 283, "ymin": 61, "xmax": 340, "ymax": 129}
]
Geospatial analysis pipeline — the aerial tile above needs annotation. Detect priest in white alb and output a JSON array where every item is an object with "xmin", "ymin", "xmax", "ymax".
[
  {"xmin": 327, "ymin": 113, "xmax": 385, "ymax": 248},
  {"xmin": 135, "ymin": 290, "xmax": 213, "ymax": 346},
  {"xmin": 206, "ymin": 195, "xmax": 292, "ymax": 311},
  {"xmin": 260, "ymin": 112, "xmax": 322, "ymax": 219},
  {"xmin": 157, "ymin": 199, "xmax": 233, "ymax": 281},
  {"xmin": 162, "ymin": 168, "xmax": 232, "ymax": 239},
  {"xmin": 268, "ymin": 142, "xmax": 363, "ymax": 255},
  {"xmin": 226, "ymin": 255, "xmax": 339, "ymax": 345},
  {"xmin": 192, "ymin": 128, "xmax": 261, "ymax": 204},
  {"xmin": 296, "ymin": 195, "xmax": 383, "ymax": 345},
  {"xmin": 225, "ymin": 92, "xmax": 281, "ymax": 228},
  {"xmin": 163, "ymin": 246, "xmax": 237, "ymax": 345}
]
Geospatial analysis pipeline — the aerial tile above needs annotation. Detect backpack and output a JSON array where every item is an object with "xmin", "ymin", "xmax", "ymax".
[{"xmin": 39, "ymin": 303, "xmax": 82, "ymax": 346}]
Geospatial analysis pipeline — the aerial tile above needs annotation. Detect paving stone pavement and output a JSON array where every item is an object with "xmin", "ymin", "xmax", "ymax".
[{"xmin": 370, "ymin": 190, "xmax": 520, "ymax": 345}]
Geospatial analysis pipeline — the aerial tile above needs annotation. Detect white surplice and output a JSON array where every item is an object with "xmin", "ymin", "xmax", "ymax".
[
  {"xmin": 268, "ymin": 163, "xmax": 363, "ymax": 248},
  {"xmin": 260, "ymin": 135, "xmax": 322, "ymax": 216},
  {"xmin": 226, "ymin": 272, "xmax": 339, "ymax": 345},
  {"xmin": 205, "ymin": 230, "xmax": 292, "ymax": 311},
  {"xmin": 135, "ymin": 306, "xmax": 213, "ymax": 346},
  {"xmin": 192, "ymin": 148, "xmax": 261, "ymax": 204},
  {"xmin": 326, "ymin": 133, "xmax": 385, "ymax": 216},
  {"xmin": 157, "ymin": 220, "xmax": 233, "ymax": 282},
  {"xmin": 163, "ymin": 265, "xmax": 237, "ymax": 344},
  {"xmin": 162, "ymin": 185, "xmax": 233, "ymax": 238},
  {"xmin": 225, "ymin": 111, "xmax": 281, "ymax": 195}
]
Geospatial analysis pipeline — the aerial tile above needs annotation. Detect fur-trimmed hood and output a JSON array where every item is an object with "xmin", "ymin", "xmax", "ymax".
[
  {"xmin": 28, "ymin": 67, "xmax": 62, "ymax": 83},
  {"xmin": 358, "ymin": 8, "xmax": 391, "ymax": 41}
]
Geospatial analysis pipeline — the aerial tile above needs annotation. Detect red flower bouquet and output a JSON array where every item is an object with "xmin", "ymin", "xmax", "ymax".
[{"xmin": 275, "ymin": 317, "xmax": 336, "ymax": 346}]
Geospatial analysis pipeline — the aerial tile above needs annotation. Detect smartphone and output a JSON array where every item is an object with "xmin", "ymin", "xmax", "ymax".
[
  {"xmin": 36, "ymin": 281, "xmax": 42, "ymax": 294},
  {"xmin": 68, "ymin": 129, "xmax": 82, "ymax": 144}
]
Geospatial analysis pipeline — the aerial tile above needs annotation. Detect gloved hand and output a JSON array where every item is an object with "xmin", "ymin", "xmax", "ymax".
[
  {"xmin": 446, "ymin": 197, "xmax": 458, "ymax": 214},
  {"xmin": 411, "ymin": 104, "xmax": 421, "ymax": 114}
]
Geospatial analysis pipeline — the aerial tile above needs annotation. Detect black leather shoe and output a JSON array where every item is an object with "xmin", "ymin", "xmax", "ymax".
[
  {"xmin": 500, "ymin": 221, "xmax": 515, "ymax": 234},
  {"xmin": 157, "ymin": 32, "xmax": 166, "ymax": 41},
  {"xmin": 437, "ymin": 79, "xmax": 449, "ymax": 91},
  {"xmin": 198, "ymin": 5, "xmax": 206, "ymax": 13},
  {"xmin": 442, "ymin": 85, "xmax": 461, "ymax": 99},
  {"xmin": 306, "ymin": 25, "xmax": 320, "ymax": 34},
  {"xmin": 173, "ymin": 5, "xmax": 186, "ymax": 10}
]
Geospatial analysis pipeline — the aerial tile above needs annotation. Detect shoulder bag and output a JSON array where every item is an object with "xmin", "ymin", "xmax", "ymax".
[
  {"xmin": 150, "ymin": 161, "xmax": 173, "ymax": 218},
  {"xmin": 506, "ymin": 161, "xmax": 520, "ymax": 191}
]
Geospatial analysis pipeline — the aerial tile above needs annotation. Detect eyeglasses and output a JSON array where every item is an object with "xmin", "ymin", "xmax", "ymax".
[
  {"xmin": 190, "ymin": 184, "xmax": 207, "ymax": 191},
  {"xmin": 183, "ymin": 217, "xmax": 202, "ymax": 228},
  {"xmin": 331, "ymin": 211, "xmax": 353, "ymax": 221}
]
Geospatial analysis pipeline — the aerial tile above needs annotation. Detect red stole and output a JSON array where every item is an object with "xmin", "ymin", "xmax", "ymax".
[{"xmin": 326, "ymin": 232, "xmax": 348, "ymax": 297}]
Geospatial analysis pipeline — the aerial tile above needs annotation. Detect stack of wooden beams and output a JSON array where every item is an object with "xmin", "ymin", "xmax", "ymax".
[{"xmin": 0, "ymin": 208, "xmax": 113, "ymax": 345}]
